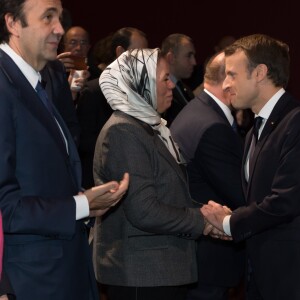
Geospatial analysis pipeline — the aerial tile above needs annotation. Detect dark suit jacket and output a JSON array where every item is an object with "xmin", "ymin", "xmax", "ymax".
[
  {"xmin": 41, "ymin": 60, "xmax": 81, "ymax": 146},
  {"xmin": 93, "ymin": 111, "xmax": 204, "ymax": 286},
  {"xmin": 77, "ymin": 78, "xmax": 113, "ymax": 189},
  {"xmin": 171, "ymin": 91, "xmax": 245, "ymax": 286},
  {"xmin": 163, "ymin": 80, "xmax": 194, "ymax": 127},
  {"xmin": 0, "ymin": 49, "xmax": 98, "ymax": 300},
  {"xmin": 231, "ymin": 92, "xmax": 300, "ymax": 299}
]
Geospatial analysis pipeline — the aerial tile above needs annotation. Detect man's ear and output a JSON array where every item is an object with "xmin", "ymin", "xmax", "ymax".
[
  {"xmin": 165, "ymin": 51, "xmax": 175, "ymax": 65},
  {"xmin": 115, "ymin": 46, "xmax": 126, "ymax": 58},
  {"xmin": 5, "ymin": 13, "xmax": 20, "ymax": 37},
  {"xmin": 255, "ymin": 64, "xmax": 268, "ymax": 83}
]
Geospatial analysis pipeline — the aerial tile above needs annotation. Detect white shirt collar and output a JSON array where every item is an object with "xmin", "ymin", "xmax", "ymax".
[
  {"xmin": 0, "ymin": 43, "xmax": 40, "ymax": 88},
  {"xmin": 204, "ymin": 89, "xmax": 234, "ymax": 125},
  {"xmin": 256, "ymin": 88, "xmax": 285, "ymax": 120}
]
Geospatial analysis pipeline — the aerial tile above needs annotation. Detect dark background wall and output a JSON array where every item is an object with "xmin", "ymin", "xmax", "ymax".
[{"xmin": 62, "ymin": 0, "xmax": 299, "ymax": 97}]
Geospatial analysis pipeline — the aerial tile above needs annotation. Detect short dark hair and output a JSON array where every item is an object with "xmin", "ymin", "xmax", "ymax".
[
  {"xmin": 225, "ymin": 34, "xmax": 290, "ymax": 88},
  {"xmin": 111, "ymin": 27, "xmax": 147, "ymax": 59},
  {"xmin": 0, "ymin": 0, "xmax": 28, "ymax": 43},
  {"xmin": 161, "ymin": 33, "xmax": 193, "ymax": 57}
]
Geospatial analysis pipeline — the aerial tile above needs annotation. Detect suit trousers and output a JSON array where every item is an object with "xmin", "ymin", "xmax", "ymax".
[{"xmin": 106, "ymin": 285, "xmax": 187, "ymax": 300}]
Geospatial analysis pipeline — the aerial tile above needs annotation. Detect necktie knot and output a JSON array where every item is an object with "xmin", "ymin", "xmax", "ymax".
[{"xmin": 253, "ymin": 116, "xmax": 263, "ymax": 142}]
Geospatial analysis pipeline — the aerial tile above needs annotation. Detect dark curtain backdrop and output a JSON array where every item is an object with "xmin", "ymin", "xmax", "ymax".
[{"xmin": 62, "ymin": 0, "xmax": 299, "ymax": 98}]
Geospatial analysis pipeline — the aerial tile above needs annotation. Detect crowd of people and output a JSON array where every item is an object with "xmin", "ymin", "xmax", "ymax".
[{"xmin": 0, "ymin": 1, "xmax": 299, "ymax": 300}]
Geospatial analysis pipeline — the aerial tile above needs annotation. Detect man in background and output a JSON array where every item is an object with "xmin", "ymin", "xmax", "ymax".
[{"xmin": 161, "ymin": 33, "xmax": 196, "ymax": 126}]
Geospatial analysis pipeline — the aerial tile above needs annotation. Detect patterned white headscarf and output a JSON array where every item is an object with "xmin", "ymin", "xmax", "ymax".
[{"xmin": 99, "ymin": 48, "xmax": 182, "ymax": 164}]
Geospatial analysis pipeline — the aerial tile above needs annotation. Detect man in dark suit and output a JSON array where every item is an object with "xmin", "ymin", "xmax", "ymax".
[
  {"xmin": 171, "ymin": 52, "xmax": 245, "ymax": 300},
  {"xmin": 161, "ymin": 33, "xmax": 196, "ymax": 126},
  {"xmin": 0, "ymin": 1, "xmax": 129, "ymax": 299},
  {"xmin": 77, "ymin": 27, "xmax": 148, "ymax": 189},
  {"xmin": 201, "ymin": 34, "xmax": 300, "ymax": 300}
]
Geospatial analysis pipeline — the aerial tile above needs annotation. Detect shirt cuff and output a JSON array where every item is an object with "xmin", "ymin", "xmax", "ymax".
[
  {"xmin": 74, "ymin": 194, "xmax": 89, "ymax": 220},
  {"xmin": 223, "ymin": 215, "xmax": 232, "ymax": 236}
]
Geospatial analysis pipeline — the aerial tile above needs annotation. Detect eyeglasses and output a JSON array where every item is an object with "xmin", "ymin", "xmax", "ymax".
[{"xmin": 65, "ymin": 40, "xmax": 90, "ymax": 47}]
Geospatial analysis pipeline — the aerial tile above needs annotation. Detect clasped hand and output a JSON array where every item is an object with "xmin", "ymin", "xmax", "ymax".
[
  {"xmin": 200, "ymin": 200, "xmax": 232, "ymax": 241},
  {"xmin": 84, "ymin": 173, "xmax": 129, "ymax": 217}
]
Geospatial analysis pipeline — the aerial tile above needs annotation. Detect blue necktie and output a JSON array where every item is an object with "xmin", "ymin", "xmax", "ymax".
[
  {"xmin": 35, "ymin": 80, "xmax": 54, "ymax": 115},
  {"xmin": 232, "ymin": 119, "xmax": 238, "ymax": 133},
  {"xmin": 35, "ymin": 80, "xmax": 68, "ymax": 152}
]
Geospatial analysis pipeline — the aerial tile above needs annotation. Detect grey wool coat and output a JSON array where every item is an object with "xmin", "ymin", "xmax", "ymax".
[{"xmin": 93, "ymin": 111, "xmax": 204, "ymax": 287}]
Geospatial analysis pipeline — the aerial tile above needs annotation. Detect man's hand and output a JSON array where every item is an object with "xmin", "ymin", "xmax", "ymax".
[
  {"xmin": 57, "ymin": 51, "xmax": 75, "ymax": 72},
  {"xmin": 201, "ymin": 200, "xmax": 232, "ymax": 232},
  {"xmin": 203, "ymin": 217, "xmax": 232, "ymax": 241},
  {"xmin": 85, "ymin": 173, "xmax": 129, "ymax": 217}
]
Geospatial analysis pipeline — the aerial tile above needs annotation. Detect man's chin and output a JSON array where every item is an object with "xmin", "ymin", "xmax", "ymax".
[{"xmin": 46, "ymin": 50, "xmax": 59, "ymax": 61}]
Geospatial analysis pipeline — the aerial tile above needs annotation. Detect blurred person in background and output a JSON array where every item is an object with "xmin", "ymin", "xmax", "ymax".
[{"xmin": 161, "ymin": 33, "xmax": 196, "ymax": 126}]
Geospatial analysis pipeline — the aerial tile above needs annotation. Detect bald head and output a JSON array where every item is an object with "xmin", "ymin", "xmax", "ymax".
[
  {"xmin": 204, "ymin": 52, "xmax": 226, "ymax": 86},
  {"xmin": 204, "ymin": 52, "xmax": 231, "ymax": 106},
  {"xmin": 63, "ymin": 26, "xmax": 91, "ymax": 57}
]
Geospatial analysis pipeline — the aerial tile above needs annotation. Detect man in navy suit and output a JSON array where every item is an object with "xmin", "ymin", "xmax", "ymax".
[
  {"xmin": 202, "ymin": 34, "xmax": 300, "ymax": 300},
  {"xmin": 171, "ymin": 52, "xmax": 245, "ymax": 300},
  {"xmin": 0, "ymin": 0, "xmax": 129, "ymax": 299}
]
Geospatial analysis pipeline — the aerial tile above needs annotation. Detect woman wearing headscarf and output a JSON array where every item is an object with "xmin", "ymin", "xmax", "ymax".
[{"xmin": 93, "ymin": 48, "xmax": 205, "ymax": 300}]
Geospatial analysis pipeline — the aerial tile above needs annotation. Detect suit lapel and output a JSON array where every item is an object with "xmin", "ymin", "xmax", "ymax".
[
  {"xmin": 201, "ymin": 92, "xmax": 231, "ymax": 125},
  {"xmin": 173, "ymin": 87, "xmax": 190, "ymax": 107},
  {"xmin": 52, "ymin": 107, "xmax": 82, "ymax": 189},
  {"xmin": 126, "ymin": 112, "xmax": 188, "ymax": 185},
  {"xmin": 153, "ymin": 133, "xmax": 188, "ymax": 184},
  {"xmin": 245, "ymin": 93, "xmax": 297, "ymax": 196},
  {"xmin": 41, "ymin": 65, "xmax": 82, "ymax": 189}
]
